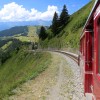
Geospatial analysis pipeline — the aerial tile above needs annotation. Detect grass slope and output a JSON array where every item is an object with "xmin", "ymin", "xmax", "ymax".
[
  {"xmin": 0, "ymin": 50, "xmax": 51, "ymax": 99},
  {"xmin": 40, "ymin": 0, "xmax": 95, "ymax": 51},
  {"xmin": 61, "ymin": 0, "xmax": 95, "ymax": 48}
]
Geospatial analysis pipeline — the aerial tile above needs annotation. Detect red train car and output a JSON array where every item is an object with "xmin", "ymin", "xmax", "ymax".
[{"xmin": 80, "ymin": 0, "xmax": 100, "ymax": 99}]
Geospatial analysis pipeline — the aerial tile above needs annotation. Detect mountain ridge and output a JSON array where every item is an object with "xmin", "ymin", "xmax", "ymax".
[{"xmin": 0, "ymin": 20, "xmax": 51, "ymax": 31}]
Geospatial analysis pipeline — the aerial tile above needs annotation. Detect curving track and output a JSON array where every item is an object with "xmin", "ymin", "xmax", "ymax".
[{"xmin": 54, "ymin": 50, "xmax": 79, "ymax": 64}]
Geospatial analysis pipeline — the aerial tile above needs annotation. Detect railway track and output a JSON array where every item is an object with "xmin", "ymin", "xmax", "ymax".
[{"xmin": 54, "ymin": 50, "xmax": 79, "ymax": 64}]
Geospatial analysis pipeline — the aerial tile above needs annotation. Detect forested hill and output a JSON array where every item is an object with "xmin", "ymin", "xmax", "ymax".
[
  {"xmin": 39, "ymin": 0, "xmax": 95, "ymax": 51},
  {"xmin": 0, "ymin": 26, "xmax": 27, "ymax": 37},
  {"xmin": 0, "ymin": 26, "xmax": 41, "ymax": 37}
]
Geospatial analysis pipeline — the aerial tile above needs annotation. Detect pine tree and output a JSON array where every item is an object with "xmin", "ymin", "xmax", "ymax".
[
  {"xmin": 39, "ymin": 26, "xmax": 47, "ymax": 40},
  {"xmin": 51, "ymin": 12, "xmax": 59, "ymax": 36},
  {"xmin": 59, "ymin": 5, "xmax": 69, "ymax": 26}
]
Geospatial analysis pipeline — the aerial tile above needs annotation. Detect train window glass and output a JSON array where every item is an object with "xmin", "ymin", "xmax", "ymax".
[
  {"xmin": 92, "ymin": 32, "xmax": 94, "ymax": 59},
  {"xmin": 84, "ymin": 38, "xmax": 85, "ymax": 56},
  {"xmin": 97, "ymin": 17, "xmax": 100, "ymax": 73}
]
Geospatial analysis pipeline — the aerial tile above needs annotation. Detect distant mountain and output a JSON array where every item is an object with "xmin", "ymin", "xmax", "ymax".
[
  {"xmin": 0, "ymin": 25, "xmax": 41, "ymax": 37},
  {"xmin": 0, "ymin": 26, "xmax": 28, "ymax": 37},
  {"xmin": 0, "ymin": 20, "xmax": 51, "ymax": 31}
]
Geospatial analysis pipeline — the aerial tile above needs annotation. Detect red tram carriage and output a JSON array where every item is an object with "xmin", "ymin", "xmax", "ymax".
[{"xmin": 80, "ymin": 0, "xmax": 100, "ymax": 99}]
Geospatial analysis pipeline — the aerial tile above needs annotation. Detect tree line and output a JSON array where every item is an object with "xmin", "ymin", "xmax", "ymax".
[
  {"xmin": 0, "ymin": 39, "xmax": 33, "ymax": 65},
  {"xmin": 39, "ymin": 5, "xmax": 69, "ymax": 40}
]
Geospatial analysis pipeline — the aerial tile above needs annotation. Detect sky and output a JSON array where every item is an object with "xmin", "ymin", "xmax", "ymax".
[{"xmin": 0, "ymin": 0, "xmax": 91, "ymax": 22}]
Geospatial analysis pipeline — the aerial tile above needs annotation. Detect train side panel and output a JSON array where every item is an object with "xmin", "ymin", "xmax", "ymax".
[
  {"xmin": 93, "ymin": 5, "xmax": 100, "ymax": 99},
  {"xmin": 80, "ymin": 31, "xmax": 93, "ymax": 94},
  {"xmin": 80, "ymin": 1, "xmax": 100, "ymax": 99}
]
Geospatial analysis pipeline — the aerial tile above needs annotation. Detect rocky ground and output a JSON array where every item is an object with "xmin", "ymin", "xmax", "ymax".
[{"xmin": 8, "ymin": 52, "xmax": 85, "ymax": 100}]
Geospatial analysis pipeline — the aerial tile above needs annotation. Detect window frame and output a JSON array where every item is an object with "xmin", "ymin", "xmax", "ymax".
[{"xmin": 97, "ymin": 17, "xmax": 100, "ymax": 74}]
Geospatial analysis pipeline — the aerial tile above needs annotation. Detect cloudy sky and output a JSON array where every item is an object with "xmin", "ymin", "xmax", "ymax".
[{"xmin": 0, "ymin": 0, "xmax": 91, "ymax": 22}]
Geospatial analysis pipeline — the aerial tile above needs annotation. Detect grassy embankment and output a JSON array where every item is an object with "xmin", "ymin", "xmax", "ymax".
[{"xmin": 0, "ymin": 49, "xmax": 51, "ymax": 99}]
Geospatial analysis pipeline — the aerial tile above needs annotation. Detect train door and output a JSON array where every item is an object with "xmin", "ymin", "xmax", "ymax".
[
  {"xmin": 84, "ymin": 30, "xmax": 93, "ymax": 93},
  {"xmin": 93, "ymin": 6, "xmax": 100, "ymax": 99}
]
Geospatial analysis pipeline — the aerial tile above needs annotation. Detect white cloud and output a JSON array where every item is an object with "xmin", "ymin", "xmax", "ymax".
[{"xmin": 0, "ymin": 2, "xmax": 59, "ymax": 22}]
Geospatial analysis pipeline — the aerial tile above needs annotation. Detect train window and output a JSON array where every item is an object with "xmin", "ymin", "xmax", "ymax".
[
  {"xmin": 92, "ymin": 32, "xmax": 94, "ymax": 59},
  {"xmin": 97, "ymin": 17, "xmax": 100, "ymax": 73}
]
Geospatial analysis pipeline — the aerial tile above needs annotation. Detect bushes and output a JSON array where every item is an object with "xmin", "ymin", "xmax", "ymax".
[{"xmin": 0, "ymin": 39, "xmax": 31, "ymax": 65}]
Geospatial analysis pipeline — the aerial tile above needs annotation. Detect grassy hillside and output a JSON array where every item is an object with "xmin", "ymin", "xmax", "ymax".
[
  {"xmin": 40, "ymin": 0, "xmax": 95, "ymax": 51},
  {"xmin": 0, "ymin": 49, "xmax": 51, "ymax": 99},
  {"xmin": 0, "ymin": 38, "xmax": 52, "ymax": 99}
]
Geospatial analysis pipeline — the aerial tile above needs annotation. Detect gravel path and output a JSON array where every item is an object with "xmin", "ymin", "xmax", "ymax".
[
  {"xmin": 61, "ymin": 54, "xmax": 85, "ymax": 100},
  {"xmin": 8, "ymin": 52, "xmax": 85, "ymax": 100}
]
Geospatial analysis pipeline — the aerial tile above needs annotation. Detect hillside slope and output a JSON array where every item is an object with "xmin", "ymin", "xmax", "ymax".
[
  {"xmin": 0, "ymin": 50, "xmax": 51, "ymax": 99},
  {"xmin": 40, "ymin": 0, "xmax": 95, "ymax": 51}
]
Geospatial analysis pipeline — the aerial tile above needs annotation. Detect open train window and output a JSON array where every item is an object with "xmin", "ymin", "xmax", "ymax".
[{"xmin": 97, "ymin": 17, "xmax": 100, "ymax": 73}]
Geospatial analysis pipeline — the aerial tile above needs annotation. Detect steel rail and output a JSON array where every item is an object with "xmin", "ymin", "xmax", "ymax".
[{"xmin": 54, "ymin": 50, "xmax": 78, "ymax": 64}]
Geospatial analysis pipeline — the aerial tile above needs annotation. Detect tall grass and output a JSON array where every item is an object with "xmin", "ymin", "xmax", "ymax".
[{"xmin": 0, "ymin": 50, "xmax": 51, "ymax": 99}]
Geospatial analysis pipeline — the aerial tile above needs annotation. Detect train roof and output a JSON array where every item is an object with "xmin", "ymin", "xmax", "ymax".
[{"xmin": 81, "ymin": 0, "xmax": 99, "ymax": 38}]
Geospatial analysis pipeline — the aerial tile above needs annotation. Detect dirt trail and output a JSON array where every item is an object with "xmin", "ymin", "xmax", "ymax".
[
  {"xmin": 8, "ymin": 52, "xmax": 85, "ymax": 100},
  {"xmin": 47, "ymin": 61, "xmax": 63, "ymax": 100}
]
